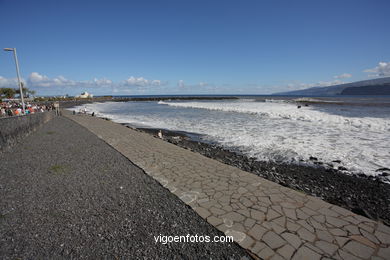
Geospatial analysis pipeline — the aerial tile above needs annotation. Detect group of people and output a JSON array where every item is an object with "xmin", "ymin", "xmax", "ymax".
[{"xmin": 0, "ymin": 101, "xmax": 55, "ymax": 117}]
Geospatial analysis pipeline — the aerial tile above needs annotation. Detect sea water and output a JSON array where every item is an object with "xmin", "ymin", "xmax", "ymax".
[{"xmin": 72, "ymin": 96, "xmax": 390, "ymax": 179}]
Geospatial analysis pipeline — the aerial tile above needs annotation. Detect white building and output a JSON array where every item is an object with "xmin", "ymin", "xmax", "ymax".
[{"xmin": 76, "ymin": 92, "xmax": 93, "ymax": 98}]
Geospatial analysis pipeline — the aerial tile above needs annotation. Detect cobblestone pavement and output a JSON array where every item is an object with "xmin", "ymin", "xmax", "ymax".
[{"xmin": 67, "ymin": 112, "xmax": 390, "ymax": 260}]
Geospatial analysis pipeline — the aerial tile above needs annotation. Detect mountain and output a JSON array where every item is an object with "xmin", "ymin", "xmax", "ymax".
[{"xmin": 274, "ymin": 77, "xmax": 390, "ymax": 96}]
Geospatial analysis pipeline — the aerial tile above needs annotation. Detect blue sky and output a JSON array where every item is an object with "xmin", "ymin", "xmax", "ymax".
[{"xmin": 0, "ymin": 0, "xmax": 389, "ymax": 96}]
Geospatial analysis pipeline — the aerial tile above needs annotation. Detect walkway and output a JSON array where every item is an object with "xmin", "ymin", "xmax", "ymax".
[
  {"xmin": 66, "ymin": 112, "xmax": 390, "ymax": 260},
  {"xmin": 0, "ymin": 116, "xmax": 249, "ymax": 259}
]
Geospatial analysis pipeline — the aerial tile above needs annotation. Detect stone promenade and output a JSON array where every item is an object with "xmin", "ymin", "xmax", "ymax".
[{"xmin": 67, "ymin": 112, "xmax": 390, "ymax": 260}]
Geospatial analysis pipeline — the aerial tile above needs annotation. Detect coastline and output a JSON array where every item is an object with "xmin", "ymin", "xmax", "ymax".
[
  {"xmin": 66, "ymin": 112, "xmax": 390, "ymax": 259},
  {"xmin": 126, "ymin": 125, "xmax": 390, "ymax": 226},
  {"xmin": 56, "ymin": 96, "xmax": 239, "ymax": 109}
]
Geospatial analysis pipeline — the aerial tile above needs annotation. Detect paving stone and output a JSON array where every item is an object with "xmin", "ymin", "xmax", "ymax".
[
  {"xmin": 318, "ymin": 207, "xmax": 340, "ymax": 218},
  {"xmin": 305, "ymin": 243, "xmax": 325, "ymax": 255},
  {"xmin": 248, "ymin": 224, "xmax": 268, "ymax": 240},
  {"xmin": 272, "ymin": 205, "xmax": 284, "ymax": 215},
  {"xmin": 335, "ymin": 236, "xmax": 350, "ymax": 247},
  {"xmin": 207, "ymin": 216, "xmax": 223, "ymax": 226},
  {"xmin": 377, "ymin": 246, "xmax": 390, "ymax": 259},
  {"xmin": 237, "ymin": 209, "xmax": 251, "ymax": 218},
  {"xmin": 343, "ymin": 240, "xmax": 375, "ymax": 259},
  {"xmin": 343, "ymin": 216, "xmax": 361, "ymax": 225},
  {"xmin": 325, "ymin": 216, "xmax": 349, "ymax": 228},
  {"xmin": 297, "ymin": 227, "xmax": 316, "ymax": 242},
  {"xmin": 296, "ymin": 209, "xmax": 310, "ymax": 220},
  {"xmin": 280, "ymin": 202, "xmax": 297, "ymax": 209},
  {"xmin": 281, "ymin": 232, "xmax": 302, "ymax": 249},
  {"xmin": 375, "ymin": 230, "xmax": 390, "ymax": 244},
  {"xmin": 329, "ymin": 228, "xmax": 348, "ymax": 236},
  {"xmin": 345, "ymin": 224, "xmax": 360, "ymax": 235},
  {"xmin": 244, "ymin": 218, "xmax": 256, "ymax": 229},
  {"xmin": 315, "ymin": 240, "xmax": 338, "ymax": 255},
  {"xmin": 349, "ymin": 235, "xmax": 377, "ymax": 248},
  {"xmin": 258, "ymin": 245, "xmax": 275, "ymax": 260},
  {"xmin": 359, "ymin": 228, "xmax": 379, "ymax": 244},
  {"xmin": 241, "ymin": 198, "xmax": 254, "ymax": 208},
  {"xmin": 263, "ymin": 231, "xmax": 286, "ymax": 249},
  {"xmin": 269, "ymin": 194, "xmax": 284, "ymax": 203},
  {"xmin": 232, "ymin": 222, "xmax": 247, "ymax": 233},
  {"xmin": 223, "ymin": 212, "xmax": 246, "ymax": 222},
  {"xmin": 301, "ymin": 206, "xmax": 318, "ymax": 217},
  {"xmin": 371, "ymin": 256, "xmax": 385, "ymax": 260},
  {"xmin": 277, "ymin": 244, "xmax": 295, "ymax": 259},
  {"xmin": 267, "ymin": 209, "xmax": 281, "ymax": 221},
  {"xmin": 377, "ymin": 223, "xmax": 390, "ymax": 235},
  {"xmin": 297, "ymin": 219, "xmax": 315, "ymax": 233},
  {"xmin": 195, "ymin": 207, "xmax": 211, "ymax": 219},
  {"xmin": 337, "ymin": 249, "xmax": 361, "ymax": 260},
  {"xmin": 223, "ymin": 217, "xmax": 234, "ymax": 227},
  {"xmin": 286, "ymin": 221, "xmax": 300, "ymax": 232},
  {"xmin": 317, "ymin": 230, "xmax": 334, "ymax": 243},
  {"xmin": 250, "ymin": 209, "xmax": 265, "ymax": 222},
  {"xmin": 237, "ymin": 187, "xmax": 248, "ymax": 194},
  {"xmin": 250, "ymin": 241, "xmax": 267, "ymax": 255},
  {"xmin": 239, "ymin": 235, "xmax": 255, "ymax": 249},
  {"xmin": 283, "ymin": 208, "xmax": 298, "ymax": 220},
  {"xmin": 305, "ymin": 200, "xmax": 326, "ymax": 211},
  {"xmin": 359, "ymin": 223, "xmax": 375, "ymax": 233},
  {"xmin": 225, "ymin": 229, "xmax": 247, "ymax": 243},
  {"xmin": 292, "ymin": 246, "xmax": 321, "ymax": 260},
  {"xmin": 331, "ymin": 205, "xmax": 354, "ymax": 217},
  {"xmin": 269, "ymin": 222, "xmax": 286, "ymax": 234},
  {"xmin": 273, "ymin": 216, "xmax": 286, "ymax": 227},
  {"xmin": 309, "ymin": 218, "xmax": 326, "ymax": 231},
  {"xmin": 270, "ymin": 254, "xmax": 285, "ymax": 260}
]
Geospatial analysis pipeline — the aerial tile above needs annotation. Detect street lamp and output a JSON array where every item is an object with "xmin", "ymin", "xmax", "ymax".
[{"xmin": 4, "ymin": 47, "xmax": 26, "ymax": 114}]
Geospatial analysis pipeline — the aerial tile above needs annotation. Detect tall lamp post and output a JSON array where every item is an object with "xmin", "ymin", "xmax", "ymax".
[{"xmin": 4, "ymin": 47, "xmax": 26, "ymax": 114}]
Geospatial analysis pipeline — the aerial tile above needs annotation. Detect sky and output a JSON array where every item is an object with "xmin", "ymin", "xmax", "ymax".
[{"xmin": 0, "ymin": 0, "xmax": 389, "ymax": 96}]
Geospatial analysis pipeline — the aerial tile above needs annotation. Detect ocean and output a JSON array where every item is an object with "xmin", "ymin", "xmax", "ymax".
[{"xmin": 72, "ymin": 96, "xmax": 390, "ymax": 180}]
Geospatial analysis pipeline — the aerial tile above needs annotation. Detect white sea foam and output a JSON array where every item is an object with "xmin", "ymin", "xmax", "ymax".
[
  {"xmin": 158, "ymin": 101, "xmax": 390, "ymax": 131},
  {"xmin": 73, "ymin": 100, "xmax": 390, "ymax": 179}
]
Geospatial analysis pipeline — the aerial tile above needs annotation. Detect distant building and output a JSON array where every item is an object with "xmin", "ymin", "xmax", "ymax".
[{"xmin": 76, "ymin": 92, "xmax": 93, "ymax": 98}]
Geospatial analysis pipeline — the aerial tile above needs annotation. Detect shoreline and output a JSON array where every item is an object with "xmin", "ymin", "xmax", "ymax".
[
  {"xmin": 52, "ymin": 96, "xmax": 240, "ymax": 109},
  {"xmin": 126, "ymin": 125, "xmax": 390, "ymax": 226}
]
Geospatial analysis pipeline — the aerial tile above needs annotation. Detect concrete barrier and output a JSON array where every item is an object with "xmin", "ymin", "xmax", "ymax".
[{"xmin": 0, "ymin": 112, "xmax": 55, "ymax": 151}]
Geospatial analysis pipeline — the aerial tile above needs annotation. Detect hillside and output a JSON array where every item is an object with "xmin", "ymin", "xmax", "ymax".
[
  {"xmin": 275, "ymin": 77, "xmax": 390, "ymax": 96},
  {"xmin": 341, "ymin": 83, "xmax": 390, "ymax": 95}
]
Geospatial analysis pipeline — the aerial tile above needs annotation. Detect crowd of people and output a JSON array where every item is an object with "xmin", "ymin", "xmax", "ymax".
[{"xmin": 0, "ymin": 101, "xmax": 56, "ymax": 117}]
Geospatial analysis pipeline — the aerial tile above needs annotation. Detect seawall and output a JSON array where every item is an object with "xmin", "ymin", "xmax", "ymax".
[{"xmin": 0, "ymin": 112, "xmax": 55, "ymax": 151}]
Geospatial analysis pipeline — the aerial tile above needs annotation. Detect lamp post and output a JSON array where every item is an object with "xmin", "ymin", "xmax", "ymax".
[{"xmin": 4, "ymin": 47, "xmax": 26, "ymax": 114}]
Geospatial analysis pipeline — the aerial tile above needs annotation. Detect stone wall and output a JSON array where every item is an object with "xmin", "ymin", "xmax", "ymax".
[{"xmin": 0, "ymin": 112, "xmax": 55, "ymax": 151}]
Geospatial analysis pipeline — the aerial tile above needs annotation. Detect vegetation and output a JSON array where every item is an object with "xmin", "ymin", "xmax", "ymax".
[
  {"xmin": 0, "ymin": 88, "xmax": 16, "ymax": 98},
  {"xmin": 49, "ymin": 164, "xmax": 68, "ymax": 175},
  {"xmin": 0, "ymin": 84, "xmax": 36, "ymax": 99}
]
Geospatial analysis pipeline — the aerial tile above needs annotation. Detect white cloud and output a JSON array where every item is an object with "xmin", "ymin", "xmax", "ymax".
[
  {"xmin": 364, "ymin": 62, "xmax": 390, "ymax": 77},
  {"xmin": 334, "ymin": 73, "xmax": 352, "ymax": 79},
  {"xmin": 0, "ymin": 76, "xmax": 19, "ymax": 88},
  {"xmin": 89, "ymin": 78, "xmax": 113, "ymax": 87},
  {"xmin": 122, "ymin": 76, "xmax": 162, "ymax": 87},
  {"xmin": 177, "ymin": 80, "xmax": 185, "ymax": 88},
  {"xmin": 28, "ymin": 72, "xmax": 76, "ymax": 87}
]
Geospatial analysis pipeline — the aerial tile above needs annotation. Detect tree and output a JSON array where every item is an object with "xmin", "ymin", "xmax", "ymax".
[
  {"xmin": 0, "ymin": 88, "xmax": 16, "ymax": 98},
  {"xmin": 15, "ymin": 83, "xmax": 36, "ymax": 98}
]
